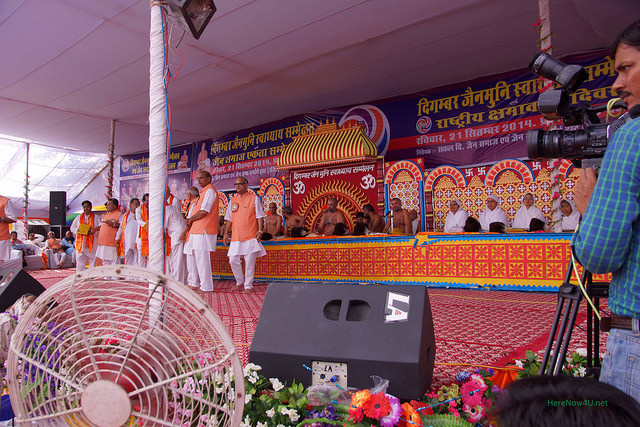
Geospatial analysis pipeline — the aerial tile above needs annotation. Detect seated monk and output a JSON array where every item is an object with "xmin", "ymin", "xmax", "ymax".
[
  {"xmin": 363, "ymin": 204, "xmax": 384, "ymax": 233},
  {"xmin": 314, "ymin": 197, "xmax": 346, "ymax": 236},
  {"xmin": 282, "ymin": 206, "xmax": 305, "ymax": 237},
  {"xmin": 264, "ymin": 203, "xmax": 283, "ymax": 237},
  {"xmin": 383, "ymin": 198, "xmax": 412, "ymax": 235}
]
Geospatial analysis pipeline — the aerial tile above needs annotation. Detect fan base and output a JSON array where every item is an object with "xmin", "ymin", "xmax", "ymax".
[{"xmin": 81, "ymin": 380, "xmax": 131, "ymax": 427}]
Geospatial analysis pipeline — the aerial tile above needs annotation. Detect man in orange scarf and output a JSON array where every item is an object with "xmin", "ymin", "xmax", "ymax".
[
  {"xmin": 135, "ymin": 194, "xmax": 150, "ymax": 268},
  {"xmin": 180, "ymin": 186, "xmax": 202, "ymax": 289},
  {"xmin": 96, "ymin": 198, "xmax": 122, "ymax": 265},
  {"xmin": 70, "ymin": 200, "xmax": 101, "ymax": 271},
  {"xmin": 116, "ymin": 198, "xmax": 140, "ymax": 265}
]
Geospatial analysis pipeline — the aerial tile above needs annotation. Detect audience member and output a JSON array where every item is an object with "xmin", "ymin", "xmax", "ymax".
[
  {"xmin": 492, "ymin": 375, "xmax": 640, "ymax": 427},
  {"xmin": 463, "ymin": 217, "xmax": 481, "ymax": 232},
  {"xmin": 512, "ymin": 193, "xmax": 545, "ymax": 230},
  {"xmin": 352, "ymin": 222, "xmax": 368, "ymax": 236},
  {"xmin": 489, "ymin": 222, "xmax": 506, "ymax": 233},
  {"xmin": 444, "ymin": 199, "xmax": 469, "ymax": 233},
  {"xmin": 0, "ymin": 194, "xmax": 16, "ymax": 268},
  {"xmin": 135, "ymin": 194, "xmax": 150, "ymax": 268},
  {"xmin": 479, "ymin": 195, "xmax": 509, "ymax": 231},
  {"xmin": 529, "ymin": 218, "xmax": 546, "ymax": 232}
]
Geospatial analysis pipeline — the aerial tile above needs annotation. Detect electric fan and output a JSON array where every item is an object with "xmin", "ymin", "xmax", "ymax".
[{"xmin": 6, "ymin": 265, "xmax": 244, "ymax": 426}]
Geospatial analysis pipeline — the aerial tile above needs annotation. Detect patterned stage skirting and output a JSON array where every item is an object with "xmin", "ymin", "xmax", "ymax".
[{"xmin": 212, "ymin": 232, "xmax": 610, "ymax": 291}]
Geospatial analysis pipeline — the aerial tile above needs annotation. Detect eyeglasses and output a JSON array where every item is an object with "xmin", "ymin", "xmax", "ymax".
[{"xmin": 234, "ymin": 183, "xmax": 246, "ymax": 186}]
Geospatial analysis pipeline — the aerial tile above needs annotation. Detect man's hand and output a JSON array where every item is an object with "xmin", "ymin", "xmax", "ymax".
[{"xmin": 574, "ymin": 167, "xmax": 597, "ymax": 216}]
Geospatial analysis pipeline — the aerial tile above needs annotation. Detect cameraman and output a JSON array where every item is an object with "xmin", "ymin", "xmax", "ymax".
[{"xmin": 572, "ymin": 18, "xmax": 640, "ymax": 403}]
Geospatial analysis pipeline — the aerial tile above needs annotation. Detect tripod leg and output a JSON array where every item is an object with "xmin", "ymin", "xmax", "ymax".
[{"xmin": 554, "ymin": 296, "xmax": 582, "ymax": 375}]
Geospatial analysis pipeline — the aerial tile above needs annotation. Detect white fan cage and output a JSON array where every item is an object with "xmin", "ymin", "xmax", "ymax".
[{"xmin": 6, "ymin": 265, "xmax": 244, "ymax": 426}]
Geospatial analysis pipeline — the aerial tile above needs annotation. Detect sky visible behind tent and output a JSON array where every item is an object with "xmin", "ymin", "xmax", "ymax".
[{"xmin": 0, "ymin": 134, "xmax": 108, "ymax": 218}]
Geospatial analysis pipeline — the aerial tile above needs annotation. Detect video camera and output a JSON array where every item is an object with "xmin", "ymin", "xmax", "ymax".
[{"xmin": 525, "ymin": 53, "xmax": 630, "ymax": 166}]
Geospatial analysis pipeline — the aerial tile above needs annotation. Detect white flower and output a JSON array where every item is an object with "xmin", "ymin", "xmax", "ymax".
[
  {"xmin": 247, "ymin": 374, "xmax": 258, "ymax": 384},
  {"xmin": 515, "ymin": 360, "xmax": 523, "ymax": 368},
  {"xmin": 266, "ymin": 408, "xmax": 276, "ymax": 418},
  {"xmin": 245, "ymin": 393, "xmax": 252, "ymax": 404},
  {"xmin": 288, "ymin": 409, "xmax": 300, "ymax": 422},
  {"xmin": 270, "ymin": 377, "xmax": 284, "ymax": 391},
  {"xmin": 240, "ymin": 415, "xmax": 251, "ymax": 427},
  {"xmin": 243, "ymin": 363, "xmax": 262, "ymax": 376},
  {"xmin": 576, "ymin": 348, "xmax": 588, "ymax": 357},
  {"xmin": 280, "ymin": 407, "xmax": 289, "ymax": 415},
  {"xmin": 257, "ymin": 423, "xmax": 267, "ymax": 427},
  {"xmin": 277, "ymin": 425, "xmax": 285, "ymax": 427},
  {"xmin": 575, "ymin": 366, "xmax": 586, "ymax": 377}
]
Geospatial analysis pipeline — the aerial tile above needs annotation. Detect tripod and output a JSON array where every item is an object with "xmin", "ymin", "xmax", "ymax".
[{"xmin": 539, "ymin": 257, "xmax": 609, "ymax": 376}]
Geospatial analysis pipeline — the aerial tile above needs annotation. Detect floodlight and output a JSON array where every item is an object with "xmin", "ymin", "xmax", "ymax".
[{"xmin": 167, "ymin": 0, "xmax": 217, "ymax": 40}]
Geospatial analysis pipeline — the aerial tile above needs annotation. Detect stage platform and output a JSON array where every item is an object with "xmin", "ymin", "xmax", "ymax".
[{"xmin": 211, "ymin": 232, "xmax": 610, "ymax": 292}]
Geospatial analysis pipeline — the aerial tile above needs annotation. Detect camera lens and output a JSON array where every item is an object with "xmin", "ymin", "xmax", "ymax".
[{"xmin": 526, "ymin": 125, "xmax": 609, "ymax": 160}]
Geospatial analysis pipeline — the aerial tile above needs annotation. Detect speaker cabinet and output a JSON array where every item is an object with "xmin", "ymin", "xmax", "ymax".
[
  {"xmin": 249, "ymin": 283, "xmax": 436, "ymax": 400},
  {"xmin": 0, "ymin": 267, "xmax": 46, "ymax": 312},
  {"xmin": 49, "ymin": 191, "xmax": 66, "ymax": 226}
]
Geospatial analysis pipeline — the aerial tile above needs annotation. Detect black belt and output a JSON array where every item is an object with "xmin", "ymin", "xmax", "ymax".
[{"xmin": 601, "ymin": 315, "xmax": 636, "ymax": 332}]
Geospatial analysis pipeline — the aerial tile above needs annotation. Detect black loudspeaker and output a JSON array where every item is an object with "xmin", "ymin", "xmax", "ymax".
[
  {"xmin": 0, "ymin": 267, "xmax": 46, "ymax": 312},
  {"xmin": 249, "ymin": 283, "xmax": 436, "ymax": 400},
  {"xmin": 49, "ymin": 191, "xmax": 66, "ymax": 226}
]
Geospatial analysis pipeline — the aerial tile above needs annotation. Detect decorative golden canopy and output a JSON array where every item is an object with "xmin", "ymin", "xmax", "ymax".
[{"xmin": 276, "ymin": 122, "xmax": 378, "ymax": 170}]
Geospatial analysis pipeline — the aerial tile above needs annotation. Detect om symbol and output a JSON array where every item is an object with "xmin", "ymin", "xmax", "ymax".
[
  {"xmin": 360, "ymin": 174, "xmax": 376, "ymax": 190},
  {"xmin": 292, "ymin": 181, "xmax": 306, "ymax": 195}
]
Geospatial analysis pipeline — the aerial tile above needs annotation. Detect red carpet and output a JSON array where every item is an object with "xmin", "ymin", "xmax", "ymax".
[{"xmin": 28, "ymin": 269, "xmax": 608, "ymax": 389}]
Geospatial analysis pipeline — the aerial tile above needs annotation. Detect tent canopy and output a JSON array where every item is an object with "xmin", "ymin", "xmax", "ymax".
[{"xmin": 1, "ymin": 0, "xmax": 637, "ymax": 157}]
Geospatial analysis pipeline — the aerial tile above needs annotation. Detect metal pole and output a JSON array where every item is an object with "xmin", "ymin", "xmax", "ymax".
[{"xmin": 22, "ymin": 143, "xmax": 29, "ymax": 240}]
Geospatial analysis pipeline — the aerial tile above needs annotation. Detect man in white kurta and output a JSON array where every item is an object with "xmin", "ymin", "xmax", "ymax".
[
  {"xmin": 478, "ymin": 195, "xmax": 509, "ymax": 231},
  {"xmin": 223, "ymin": 177, "xmax": 266, "ymax": 292},
  {"xmin": 165, "ymin": 203, "xmax": 186, "ymax": 284},
  {"xmin": 0, "ymin": 196, "xmax": 17, "ymax": 268},
  {"xmin": 183, "ymin": 171, "xmax": 218, "ymax": 292},
  {"xmin": 135, "ymin": 194, "xmax": 149, "ymax": 268},
  {"xmin": 116, "ymin": 198, "xmax": 140, "ymax": 265},
  {"xmin": 181, "ymin": 187, "xmax": 202, "ymax": 289},
  {"xmin": 444, "ymin": 199, "xmax": 469, "ymax": 233},
  {"xmin": 70, "ymin": 200, "xmax": 101, "ymax": 271},
  {"xmin": 511, "ymin": 193, "xmax": 545, "ymax": 230}
]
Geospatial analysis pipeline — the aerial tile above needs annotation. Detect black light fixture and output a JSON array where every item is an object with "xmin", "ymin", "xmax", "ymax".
[{"xmin": 167, "ymin": 0, "xmax": 217, "ymax": 40}]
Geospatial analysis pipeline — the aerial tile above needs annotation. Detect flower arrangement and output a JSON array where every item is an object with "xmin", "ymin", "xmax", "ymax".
[
  {"xmin": 514, "ymin": 349, "xmax": 599, "ymax": 379},
  {"xmin": 239, "ymin": 364, "xmax": 501, "ymax": 427}
]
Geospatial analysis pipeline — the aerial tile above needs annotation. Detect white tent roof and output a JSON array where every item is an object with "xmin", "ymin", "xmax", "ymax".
[{"xmin": 1, "ymin": 0, "xmax": 638, "ymax": 157}]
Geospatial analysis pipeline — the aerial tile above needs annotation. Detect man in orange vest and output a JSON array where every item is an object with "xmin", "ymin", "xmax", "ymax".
[
  {"xmin": 135, "ymin": 194, "xmax": 150, "ymax": 268},
  {"xmin": 183, "ymin": 171, "xmax": 218, "ymax": 292},
  {"xmin": 115, "ymin": 198, "xmax": 140, "ymax": 265},
  {"xmin": 0, "ymin": 195, "xmax": 17, "ymax": 268},
  {"xmin": 70, "ymin": 200, "xmax": 101, "ymax": 271},
  {"xmin": 223, "ymin": 177, "xmax": 266, "ymax": 292},
  {"xmin": 96, "ymin": 198, "xmax": 122, "ymax": 266}
]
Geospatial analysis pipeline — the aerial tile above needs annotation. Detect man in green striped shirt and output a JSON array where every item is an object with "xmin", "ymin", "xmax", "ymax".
[{"xmin": 572, "ymin": 19, "xmax": 640, "ymax": 403}]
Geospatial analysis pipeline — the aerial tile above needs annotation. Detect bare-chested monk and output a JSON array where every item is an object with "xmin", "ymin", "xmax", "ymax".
[
  {"xmin": 282, "ymin": 206, "xmax": 305, "ymax": 237},
  {"xmin": 264, "ymin": 203, "xmax": 283, "ymax": 236},
  {"xmin": 363, "ymin": 203, "xmax": 384, "ymax": 233},
  {"xmin": 314, "ymin": 197, "xmax": 346, "ymax": 236},
  {"xmin": 383, "ymin": 198, "xmax": 412, "ymax": 235}
]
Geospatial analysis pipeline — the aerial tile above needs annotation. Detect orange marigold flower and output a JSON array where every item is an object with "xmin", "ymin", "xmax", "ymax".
[
  {"xmin": 351, "ymin": 389, "xmax": 372, "ymax": 408},
  {"xmin": 399, "ymin": 402, "xmax": 422, "ymax": 427}
]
